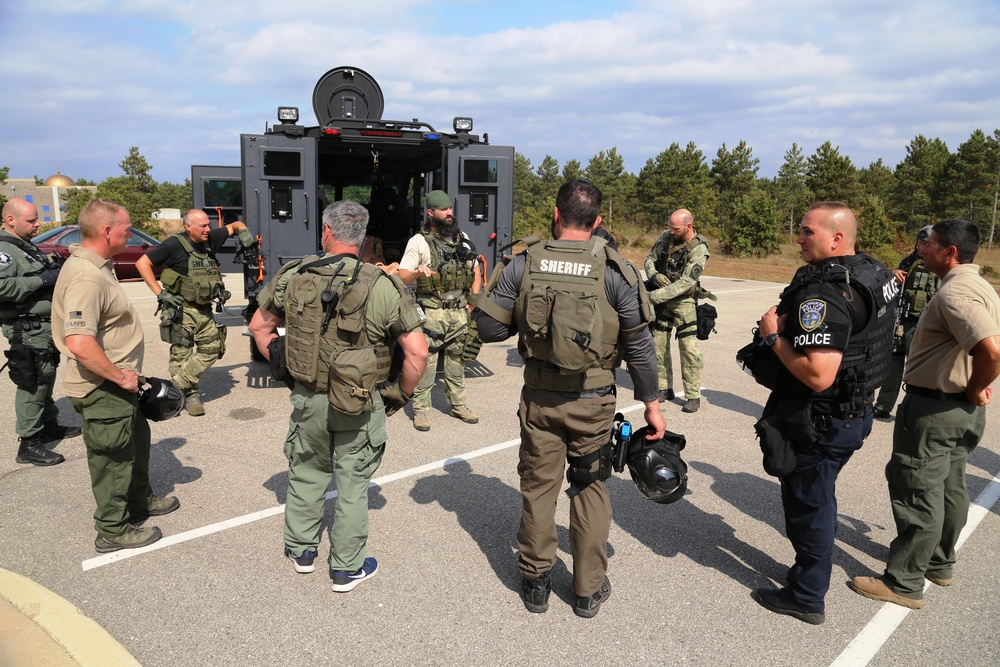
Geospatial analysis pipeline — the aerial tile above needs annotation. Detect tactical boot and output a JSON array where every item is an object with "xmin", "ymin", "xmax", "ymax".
[
  {"xmin": 752, "ymin": 587, "xmax": 825, "ymax": 625},
  {"xmin": 40, "ymin": 422, "xmax": 82, "ymax": 441},
  {"xmin": 15, "ymin": 435, "xmax": 65, "ymax": 466},
  {"xmin": 520, "ymin": 572, "xmax": 551, "ymax": 613},
  {"xmin": 849, "ymin": 576, "xmax": 924, "ymax": 609},
  {"xmin": 657, "ymin": 388, "xmax": 675, "ymax": 403},
  {"xmin": 413, "ymin": 412, "xmax": 431, "ymax": 432},
  {"xmin": 185, "ymin": 393, "xmax": 205, "ymax": 417},
  {"xmin": 94, "ymin": 525, "xmax": 162, "ymax": 553},
  {"xmin": 681, "ymin": 398, "xmax": 701, "ymax": 413},
  {"xmin": 449, "ymin": 404, "xmax": 479, "ymax": 424},
  {"xmin": 573, "ymin": 576, "xmax": 611, "ymax": 618},
  {"xmin": 130, "ymin": 495, "xmax": 180, "ymax": 524}
]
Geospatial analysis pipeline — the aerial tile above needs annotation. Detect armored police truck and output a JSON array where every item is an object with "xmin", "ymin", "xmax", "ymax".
[{"xmin": 191, "ymin": 66, "xmax": 515, "ymax": 358}]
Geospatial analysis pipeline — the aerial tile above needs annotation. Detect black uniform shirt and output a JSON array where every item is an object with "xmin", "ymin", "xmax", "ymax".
[
  {"xmin": 146, "ymin": 227, "xmax": 230, "ymax": 275},
  {"xmin": 780, "ymin": 278, "xmax": 855, "ymax": 353}
]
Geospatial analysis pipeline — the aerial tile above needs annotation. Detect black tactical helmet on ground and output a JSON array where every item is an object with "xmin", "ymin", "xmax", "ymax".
[
  {"xmin": 139, "ymin": 377, "xmax": 186, "ymax": 421},
  {"xmin": 625, "ymin": 426, "xmax": 688, "ymax": 504}
]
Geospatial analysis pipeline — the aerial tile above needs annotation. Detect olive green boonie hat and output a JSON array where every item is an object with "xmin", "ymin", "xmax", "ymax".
[{"xmin": 425, "ymin": 190, "xmax": 452, "ymax": 210}]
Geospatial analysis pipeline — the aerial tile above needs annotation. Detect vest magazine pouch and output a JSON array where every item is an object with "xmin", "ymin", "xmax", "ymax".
[
  {"xmin": 550, "ymin": 290, "xmax": 601, "ymax": 373},
  {"xmin": 328, "ymin": 346, "xmax": 378, "ymax": 415},
  {"xmin": 4, "ymin": 344, "xmax": 38, "ymax": 388}
]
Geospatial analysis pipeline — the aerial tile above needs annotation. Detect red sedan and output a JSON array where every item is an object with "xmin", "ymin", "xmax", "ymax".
[{"xmin": 33, "ymin": 225, "xmax": 163, "ymax": 280}]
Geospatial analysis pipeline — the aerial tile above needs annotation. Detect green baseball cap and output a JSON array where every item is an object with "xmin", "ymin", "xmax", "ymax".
[{"xmin": 425, "ymin": 190, "xmax": 452, "ymax": 210}]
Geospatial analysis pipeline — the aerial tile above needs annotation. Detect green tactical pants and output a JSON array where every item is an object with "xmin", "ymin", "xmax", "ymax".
[
  {"xmin": 71, "ymin": 381, "xmax": 153, "ymax": 538},
  {"xmin": 653, "ymin": 297, "xmax": 703, "ymax": 399},
  {"xmin": 2, "ymin": 321, "xmax": 59, "ymax": 439},
  {"xmin": 412, "ymin": 306, "xmax": 468, "ymax": 413},
  {"xmin": 516, "ymin": 385, "xmax": 615, "ymax": 597},
  {"xmin": 883, "ymin": 394, "xmax": 985, "ymax": 598},
  {"xmin": 283, "ymin": 384, "xmax": 387, "ymax": 572},
  {"xmin": 874, "ymin": 320, "xmax": 916, "ymax": 413},
  {"xmin": 168, "ymin": 304, "xmax": 225, "ymax": 394}
]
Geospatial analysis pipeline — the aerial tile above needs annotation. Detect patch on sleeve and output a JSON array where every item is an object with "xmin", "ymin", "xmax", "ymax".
[
  {"xmin": 799, "ymin": 299, "xmax": 826, "ymax": 332},
  {"xmin": 690, "ymin": 264, "xmax": 702, "ymax": 280},
  {"xmin": 66, "ymin": 310, "xmax": 88, "ymax": 328},
  {"xmin": 0, "ymin": 252, "xmax": 11, "ymax": 267}
]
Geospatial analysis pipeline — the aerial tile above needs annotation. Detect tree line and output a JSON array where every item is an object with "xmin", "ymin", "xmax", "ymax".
[
  {"xmin": 0, "ymin": 147, "xmax": 193, "ymax": 237},
  {"xmin": 514, "ymin": 130, "xmax": 1000, "ymax": 262}
]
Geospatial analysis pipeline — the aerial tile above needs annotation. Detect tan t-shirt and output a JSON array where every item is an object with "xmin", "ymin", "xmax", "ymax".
[
  {"xmin": 52, "ymin": 244, "xmax": 144, "ymax": 398},
  {"xmin": 904, "ymin": 264, "xmax": 1000, "ymax": 393}
]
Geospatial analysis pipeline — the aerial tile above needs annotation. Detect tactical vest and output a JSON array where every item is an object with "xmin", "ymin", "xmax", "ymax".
[
  {"xmin": 0, "ymin": 232, "xmax": 58, "ymax": 319},
  {"xmin": 160, "ymin": 233, "xmax": 224, "ymax": 306},
  {"xmin": 415, "ymin": 232, "xmax": 476, "ymax": 309},
  {"xmin": 654, "ymin": 233, "xmax": 709, "ymax": 285},
  {"xmin": 284, "ymin": 256, "xmax": 392, "ymax": 412},
  {"xmin": 514, "ymin": 237, "xmax": 625, "ymax": 393},
  {"xmin": 899, "ymin": 259, "xmax": 938, "ymax": 321},
  {"xmin": 775, "ymin": 253, "xmax": 898, "ymax": 414}
]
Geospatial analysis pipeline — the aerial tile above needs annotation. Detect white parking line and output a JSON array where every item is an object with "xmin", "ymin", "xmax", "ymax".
[
  {"xmin": 82, "ymin": 402, "xmax": 649, "ymax": 571},
  {"xmin": 829, "ymin": 471, "xmax": 1000, "ymax": 667}
]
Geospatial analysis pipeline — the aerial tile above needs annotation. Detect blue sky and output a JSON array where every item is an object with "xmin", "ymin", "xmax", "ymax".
[{"xmin": 2, "ymin": 0, "xmax": 998, "ymax": 187}]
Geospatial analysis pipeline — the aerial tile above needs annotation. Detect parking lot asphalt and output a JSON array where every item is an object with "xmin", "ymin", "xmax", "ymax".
[{"xmin": 0, "ymin": 273, "xmax": 997, "ymax": 667}]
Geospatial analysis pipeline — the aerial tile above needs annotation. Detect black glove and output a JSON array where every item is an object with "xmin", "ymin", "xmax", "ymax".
[
  {"xmin": 378, "ymin": 381, "xmax": 411, "ymax": 417},
  {"xmin": 236, "ymin": 227, "xmax": 257, "ymax": 249},
  {"xmin": 37, "ymin": 268, "xmax": 60, "ymax": 287},
  {"xmin": 157, "ymin": 291, "xmax": 184, "ymax": 309}
]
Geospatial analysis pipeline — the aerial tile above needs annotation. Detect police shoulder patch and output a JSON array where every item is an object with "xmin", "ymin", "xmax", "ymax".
[
  {"xmin": 799, "ymin": 299, "xmax": 826, "ymax": 332},
  {"xmin": 0, "ymin": 252, "xmax": 11, "ymax": 268},
  {"xmin": 690, "ymin": 264, "xmax": 702, "ymax": 280}
]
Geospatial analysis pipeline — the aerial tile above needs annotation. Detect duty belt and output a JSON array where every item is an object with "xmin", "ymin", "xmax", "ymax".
[
  {"xmin": 4, "ymin": 314, "xmax": 51, "ymax": 329},
  {"xmin": 905, "ymin": 384, "xmax": 970, "ymax": 403}
]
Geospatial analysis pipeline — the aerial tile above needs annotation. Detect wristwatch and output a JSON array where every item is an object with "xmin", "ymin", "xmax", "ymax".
[{"xmin": 763, "ymin": 333, "xmax": 779, "ymax": 347}]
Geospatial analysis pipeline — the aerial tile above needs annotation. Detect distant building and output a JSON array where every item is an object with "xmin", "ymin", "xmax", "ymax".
[{"xmin": 5, "ymin": 168, "xmax": 97, "ymax": 225}]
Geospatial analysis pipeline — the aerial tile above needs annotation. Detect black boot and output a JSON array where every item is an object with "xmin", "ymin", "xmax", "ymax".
[{"xmin": 16, "ymin": 435, "xmax": 65, "ymax": 466}]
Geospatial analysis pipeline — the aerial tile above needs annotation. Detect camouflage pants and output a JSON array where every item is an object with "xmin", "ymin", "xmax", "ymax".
[
  {"xmin": 412, "ymin": 307, "xmax": 469, "ymax": 413},
  {"xmin": 168, "ymin": 305, "xmax": 225, "ymax": 394},
  {"xmin": 653, "ymin": 298, "xmax": 703, "ymax": 399}
]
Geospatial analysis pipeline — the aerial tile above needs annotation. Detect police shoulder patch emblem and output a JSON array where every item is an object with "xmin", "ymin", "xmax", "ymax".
[
  {"xmin": 799, "ymin": 299, "xmax": 826, "ymax": 332},
  {"xmin": 0, "ymin": 252, "xmax": 11, "ymax": 268}
]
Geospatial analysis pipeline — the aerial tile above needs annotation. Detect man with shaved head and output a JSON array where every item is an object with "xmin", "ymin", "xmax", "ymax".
[
  {"xmin": 0, "ymin": 198, "xmax": 81, "ymax": 466},
  {"xmin": 748, "ymin": 202, "xmax": 897, "ymax": 624},
  {"xmin": 644, "ymin": 208, "xmax": 712, "ymax": 413},
  {"xmin": 137, "ymin": 209, "xmax": 255, "ymax": 416}
]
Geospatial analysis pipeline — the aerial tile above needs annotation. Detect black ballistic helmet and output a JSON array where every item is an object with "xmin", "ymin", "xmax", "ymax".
[
  {"xmin": 139, "ymin": 377, "xmax": 185, "ymax": 421},
  {"xmin": 626, "ymin": 426, "xmax": 688, "ymax": 504}
]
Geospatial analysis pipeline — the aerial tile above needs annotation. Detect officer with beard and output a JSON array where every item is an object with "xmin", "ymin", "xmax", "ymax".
[{"xmin": 396, "ymin": 190, "xmax": 481, "ymax": 432}]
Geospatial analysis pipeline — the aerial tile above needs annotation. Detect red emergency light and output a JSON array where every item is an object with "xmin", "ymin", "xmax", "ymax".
[
  {"xmin": 361, "ymin": 129, "xmax": 403, "ymax": 138},
  {"xmin": 322, "ymin": 127, "xmax": 341, "ymax": 135}
]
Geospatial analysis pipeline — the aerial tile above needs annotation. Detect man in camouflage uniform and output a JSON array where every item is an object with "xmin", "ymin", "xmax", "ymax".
[
  {"xmin": 644, "ymin": 209, "xmax": 712, "ymax": 413},
  {"xmin": 397, "ymin": 190, "xmax": 482, "ymax": 432},
  {"xmin": 0, "ymin": 198, "xmax": 81, "ymax": 465},
  {"xmin": 136, "ymin": 209, "xmax": 256, "ymax": 416},
  {"xmin": 874, "ymin": 226, "xmax": 939, "ymax": 418},
  {"xmin": 249, "ymin": 200, "xmax": 428, "ymax": 590}
]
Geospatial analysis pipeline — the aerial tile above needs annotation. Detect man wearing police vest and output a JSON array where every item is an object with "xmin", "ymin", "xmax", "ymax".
[
  {"xmin": 136, "ymin": 209, "xmax": 256, "ymax": 416},
  {"xmin": 396, "ymin": 190, "xmax": 481, "ymax": 432},
  {"xmin": 749, "ymin": 202, "xmax": 897, "ymax": 625},
  {"xmin": 249, "ymin": 200, "xmax": 428, "ymax": 590},
  {"xmin": 475, "ymin": 179, "xmax": 666, "ymax": 619}
]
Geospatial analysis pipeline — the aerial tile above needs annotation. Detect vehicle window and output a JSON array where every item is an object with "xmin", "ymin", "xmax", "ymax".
[
  {"xmin": 33, "ymin": 227, "xmax": 67, "ymax": 243},
  {"xmin": 127, "ymin": 229, "xmax": 158, "ymax": 247},
  {"xmin": 61, "ymin": 229, "xmax": 82, "ymax": 244}
]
